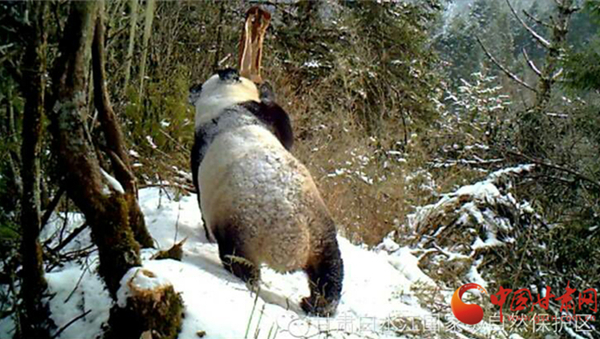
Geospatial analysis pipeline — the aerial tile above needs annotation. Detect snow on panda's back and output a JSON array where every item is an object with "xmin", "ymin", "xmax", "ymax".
[{"xmin": 200, "ymin": 123, "xmax": 313, "ymax": 272}]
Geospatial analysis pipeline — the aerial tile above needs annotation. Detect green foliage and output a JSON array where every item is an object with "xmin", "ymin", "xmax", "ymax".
[
  {"xmin": 563, "ymin": 2, "xmax": 600, "ymax": 91},
  {"xmin": 345, "ymin": 1, "xmax": 441, "ymax": 133},
  {"xmin": 124, "ymin": 65, "xmax": 193, "ymax": 155},
  {"xmin": 564, "ymin": 35, "xmax": 600, "ymax": 91}
]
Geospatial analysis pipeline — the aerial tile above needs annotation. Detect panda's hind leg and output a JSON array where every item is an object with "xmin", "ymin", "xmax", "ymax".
[
  {"xmin": 301, "ymin": 232, "xmax": 344, "ymax": 317},
  {"xmin": 215, "ymin": 226, "xmax": 260, "ymax": 288}
]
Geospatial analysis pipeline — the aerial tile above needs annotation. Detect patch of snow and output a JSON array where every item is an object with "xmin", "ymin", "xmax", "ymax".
[
  {"xmin": 100, "ymin": 169, "xmax": 125, "ymax": 194},
  {"xmin": 466, "ymin": 264, "xmax": 487, "ymax": 291},
  {"xmin": 137, "ymin": 188, "xmax": 435, "ymax": 338},
  {"xmin": 388, "ymin": 248, "xmax": 436, "ymax": 288},
  {"xmin": 303, "ymin": 60, "xmax": 321, "ymax": 68},
  {"xmin": 146, "ymin": 135, "xmax": 157, "ymax": 149},
  {"xmin": 116, "ymin": 267, "xmax": 172, "ymax": 308},
  {"xmin": 487, "ymin": 164, "xmax": 535, "ymax": 182},
  {"xmin": 129, "ymin": 149, "xmax": 140, "ymax": 158},
  {"xmin": 46, "ymin": 264, "xmax": 112, "ymax": 339}
]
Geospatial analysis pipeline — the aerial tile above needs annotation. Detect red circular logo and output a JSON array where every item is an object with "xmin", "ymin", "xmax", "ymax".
[{"xmin": 451, "ymin": 283, "xmax": 488, "ymax": 325}]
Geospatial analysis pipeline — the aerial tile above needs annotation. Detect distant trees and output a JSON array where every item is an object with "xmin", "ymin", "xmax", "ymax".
[
  {"xmin": 342, "ymin": 1, "xmax": 441, "ymax": 136},
  {"xmin": 564, "ymin": 2, "xmax": 600, "ymax": 92}
]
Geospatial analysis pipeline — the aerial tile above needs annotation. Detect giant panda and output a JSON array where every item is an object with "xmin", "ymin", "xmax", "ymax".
[{"xmin": 189, "ymin": 68, "xmax": 343, "ymax": 316}]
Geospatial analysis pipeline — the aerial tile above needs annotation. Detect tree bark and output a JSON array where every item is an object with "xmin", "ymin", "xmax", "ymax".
[
  {"xmin": 92, "ymin": 1, "xmax": 154, "ymax": 248},
  {"xmin": 19, "ymin": 2, "xmax": 55, "ymax": 338},
  {"xmin": 47, "ymin": 0, "xmax": 141, "ymax": 296},
  {"xmin": 123, "ymin": 0, "xmax": 138, "ymax": 87},
  {"xmin": 138, "ymin": 0, "xmax": 155, "ymax": 102},
  {"xmin": 520, "ymin": 0, "xmax": 576, "ymax": 156},
  {"xmin": 4, "ymin": 86, "xmax": 23, "ymax": 202},
  {"xmin": 42, "ymin": 2, "xmax": 183, "ymax": 337}
]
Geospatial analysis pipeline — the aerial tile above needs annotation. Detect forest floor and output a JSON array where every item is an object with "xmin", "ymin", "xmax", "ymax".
[{"xmin": 0, "ymin": 186, "xmax": 526, "ymax": 339}]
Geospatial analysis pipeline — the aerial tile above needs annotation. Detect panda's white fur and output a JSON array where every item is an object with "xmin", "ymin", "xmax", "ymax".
[
  {"xmin": 190, "ymin": 70, "xmax": 343, "ymax": 316},
  {"xmin": 193, "ymin": 74, "xmax": 259, "ymax": 128},
  {"xmin": 199, "ymin": 123, "xmax": 321, "ymax": 270}
]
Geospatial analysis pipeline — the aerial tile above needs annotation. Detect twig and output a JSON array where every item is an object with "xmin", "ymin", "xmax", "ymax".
[
  {"xmin": 174, "ymin": 203, "xmax": 181, "ymax": 244},
  {"xmin": 476, "ymin": 36, "xmax": 537, "ymax": 93},
  {"xmin": 40, "ymin": 185, "xmax": 67, "ymax": 232},
  {"xmin": 506, "ymin": 0, "xmax": 551, "ymax": 49},
  {"xmin": 507, "ymin": 150, "xmax": 600, "ymax": 189},
  {"xmin": 158, "ymin": 128, "xmax": 188, "ymax": 153},
  {"xmin": 50, "ymin": 223, "xmax": 89, "ymax": 254},
  {"xmin": 522, "ymin": 48, "xmax": 542, "ymax": 77},
  {"xmin": 552, "ymin": 68, "xmax": 563, "ymax": 80},
  {"xmin": 140, "ymin": 182, "xmax": 195, "ymax": 194},
  {"xmin": 58, "ymin": 245, "xmax": 96, "ymax": 262},
  {"xmin": 51, "ymin": 309, "xmax": 92, "ymax": 339},
  {"xmin": 522, "ymin": 9, "xmax": 553, "ymax": 29},
  {"xmin": 64, "ymin": 266, "xmax": 89, "ymax": 304},
  {"xmin": 213, "ymin": 1, "xmax": 225, "ymax": 70},
  {"xmin": 245, "ymin": 285, "xmax": 261, "ymax": 339}
]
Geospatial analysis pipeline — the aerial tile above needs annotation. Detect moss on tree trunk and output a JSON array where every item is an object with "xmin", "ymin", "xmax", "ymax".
[
  {"xmin": 91, "ymin": 1, "xmax": 154, "ymax": 248},
  {"xmin": 46, "ymin": 3, "xmax": 183, "ymax": 337},
  {"xmin": 104, "ymin": 269, "xmax": 183, "ymax": 339},
  {"xmin": 19, "ymin": 2, "xmax": 55, "ymax": 337}
]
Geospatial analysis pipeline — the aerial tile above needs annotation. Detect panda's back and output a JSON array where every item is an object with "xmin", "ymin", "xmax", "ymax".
[{"xmin": 199, "ymin": 124, "xmax": 316, "ymax": 271}]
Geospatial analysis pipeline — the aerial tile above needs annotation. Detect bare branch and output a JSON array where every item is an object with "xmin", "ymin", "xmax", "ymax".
[
  {"xmin": 506, "ymin": 0, "xmax": 551, "ymax": 49},
  {"xmin": 476, "ymin": 36, "xmax": 537, "ymax": 92},
  {"xmin": 40, "ymin": 184, "xmax": 66, "ymax": 231},
  {"xmin": 552, "ymin": 68, "xmax": 564, "ymax": 80},
  {"xmin": 552, "ymin": 0, "xmax": 562, "ymax": 9},
  {"xmin": 507, "ymin": 150, "xmax": 600, "ymax": 189},
  {"xmin": 522, "ymin": 48, "xmax": 542, "ymax": 77},
  {"xmin": 49, "ymin": 223, "xmax": 89, "ymax": 254},
  {"xmin": 51, "ymin": 310, "xmax": 92, "ymax": 339},
  {"xmin": 522, "ymin": 9, "xmax": 553, "ymax": 29}
]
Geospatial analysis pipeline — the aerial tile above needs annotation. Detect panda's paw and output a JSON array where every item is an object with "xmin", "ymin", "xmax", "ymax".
[
  {"xmin": 300, "ymin": 296, "xmax": 338, "ymax": 317},
  {"xmin": 223, "ymin": 254, "xmax": 260, "ymax": 286}
]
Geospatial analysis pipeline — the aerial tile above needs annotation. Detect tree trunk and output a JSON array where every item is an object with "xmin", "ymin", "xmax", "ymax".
[
  {"xmin": 520, "ymin": 0, "xmax": 575, "ymax": 156},
  {"xmin": 92, "ymin": 1, "xmax": 154, "ymax": 248},
  {"xmin": 533, "ymin": 0, "xmax": 573, "ymax": 111},
  {"xmin": 46, "ymin": 4, "xmax": 183, "ymax": 337},
  {"xmin": 4, "ymin": 86, "xmax": 23, "ymax": 202},
  {"xmin": 138, "ymin": 0, "xmax": 155, "ymax": 103},
  {"xmin": 19, "ymin": 2, "xmax": 55, "ymax": 338},
  {"xmin": 123, "ymin": 0, "xmax": 138, "ymax": 88},
  {"xmin": 47, "ymin": 0, "xmax": 141, "ymax": 297}
]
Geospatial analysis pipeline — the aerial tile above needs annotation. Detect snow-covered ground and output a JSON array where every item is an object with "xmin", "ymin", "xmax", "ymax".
[
  {"xmin": 0, "ymin": 188, "xmax": 440, "ymax": 339},
  {"xmin": 0, "ymin": 188, "xmax": 449, "ymax": 339}
]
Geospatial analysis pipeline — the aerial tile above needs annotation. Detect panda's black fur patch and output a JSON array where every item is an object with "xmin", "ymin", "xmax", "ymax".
[{"xmin": 238, "ymin": 101, "xmax": 294, "ymax": 151}]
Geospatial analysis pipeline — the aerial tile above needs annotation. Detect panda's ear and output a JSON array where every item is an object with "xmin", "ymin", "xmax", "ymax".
[
  {"xmin": 188, "ymin": 83, "xmax": 203, "ymax": 105},
  {"xmin": 259, "ymin": 82, "xmax": 275, "ymax": 103}
]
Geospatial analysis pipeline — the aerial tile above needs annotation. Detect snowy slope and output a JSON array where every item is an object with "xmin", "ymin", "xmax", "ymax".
[
  {"xmin": 0, "ymin": 188, "xmax": 458, "ymax": 339},
  {"xmin": 136, "ymin": 188, "xmax": 437, "ymax": 339}
]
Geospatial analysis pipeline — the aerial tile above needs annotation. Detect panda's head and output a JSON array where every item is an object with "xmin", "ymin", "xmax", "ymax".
[{"xmin": 190, "ymin": 68, "xmax": 260, "ymax": 126}]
